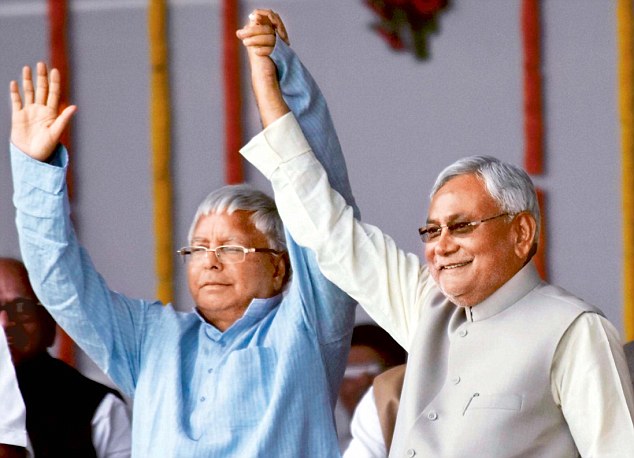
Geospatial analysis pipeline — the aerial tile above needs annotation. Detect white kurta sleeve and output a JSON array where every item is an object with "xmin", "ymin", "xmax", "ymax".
[
  {"xmin": 0, "ymin": 327, "xmax": 27, "ymax": 447},
  {"xmin": 241, "ymin": 113, "xmax": 428, "ymax": 350},
  {"xmin": 552, "ymin": 312, "xmax": 634, "ymax": 455},
  {"xmin": 91, "ymin": 393, "xmax": 132, "ymax": 458},
  {"xmin": 344, "ymin": 387, "xmax": 387, "ymax": 458}
]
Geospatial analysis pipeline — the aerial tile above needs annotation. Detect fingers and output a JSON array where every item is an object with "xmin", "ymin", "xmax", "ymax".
[
  {"xmin": 15, "ymin": 62, "xmax": 59, "ymax": 109},
  {"xmin": 267, "ymin": 11, "xmax": 289, "ymax": 45},
  {"xmin": 9, "ymin": 80, "xmax": 23, "ymax": 113},
  {"xmin": 237, "ymin": 9, "xmax": 290, "ymax": 46},
  {"xmin": 240, "ymin": 29, "xmax": 277, "ymax": 47},
  {"xmin": 35, "ymin": 62, "xmax": 49, "ymax": 105},
  {"xmin": 47, "ymin": 68, "xmax": 62, "ymax": 110},
  {"xmin": 22, "ymin": 65, "xmax": 34, "ymax": 105}
]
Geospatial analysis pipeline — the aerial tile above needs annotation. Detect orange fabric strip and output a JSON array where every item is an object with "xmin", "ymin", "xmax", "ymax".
[
  {"xmin": 617, "ymin": 0, "xmax": 634, "ymax": 340},
  {"xmin": 148, "ymin": 0, "xmax": 175, "ymax": 304}
]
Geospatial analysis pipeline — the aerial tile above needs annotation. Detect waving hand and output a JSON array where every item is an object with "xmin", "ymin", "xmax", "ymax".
[{"xmin": 10, "ymin": 62, "xmax": 76, "ymax": 161}]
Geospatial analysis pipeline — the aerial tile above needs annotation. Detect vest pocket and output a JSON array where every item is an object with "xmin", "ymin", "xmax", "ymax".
[{"xmin": 464, "ymin": 393, "xmax": 523, "ymax": 413}]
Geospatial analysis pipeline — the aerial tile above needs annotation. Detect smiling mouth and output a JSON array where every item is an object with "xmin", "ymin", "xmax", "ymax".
[{"xmin": 440, "ymin": 261, "xmax": 472, "ymax": 270}]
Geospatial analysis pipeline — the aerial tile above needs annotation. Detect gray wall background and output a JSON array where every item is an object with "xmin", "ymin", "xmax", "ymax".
[{"xmin": 0, "ymin": 0, "xmax": 624, "ymax": 363}]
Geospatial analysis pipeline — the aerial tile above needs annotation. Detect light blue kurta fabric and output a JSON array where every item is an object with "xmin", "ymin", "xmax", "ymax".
[{"xmin": 11, "ymin": 40, "xmax": 357, "ymax": 457}]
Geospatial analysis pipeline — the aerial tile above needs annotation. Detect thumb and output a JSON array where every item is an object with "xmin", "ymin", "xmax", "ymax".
[{"xmin": 49, "ymin": 105, "xmax": 77, "ymax": 140}]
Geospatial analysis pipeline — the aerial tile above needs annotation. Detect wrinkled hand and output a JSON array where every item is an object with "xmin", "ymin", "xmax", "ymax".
[
  {"xmin": 236, "ymin": 9, "xmax": 290, "ymax": 127},
  {"xmin": 236, "ymin": 9, "xmax": 289, "ymax": 55},
  {"xmin": 10, "ymin": 62, "xmax": 76, "ymax": 161},
  {"xmin": 236, "ymin": 9, "xmax": 287, "ymax": 83}
]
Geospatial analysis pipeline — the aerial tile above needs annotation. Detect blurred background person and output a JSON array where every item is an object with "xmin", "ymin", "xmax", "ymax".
[
  {"xmin": 0, "ymin": 324, "xmax": 27, "ymax": 458},
  {"xmin": 0, "ymin": 258, "xmax": 131, "ymax": 458},
  {"xmin": 336, "ymin": 323, "xmax": 406, "ymax": 452},
  {"xmin": 344, "ymin": 363, "xmax": 406, "ymax": 457}
]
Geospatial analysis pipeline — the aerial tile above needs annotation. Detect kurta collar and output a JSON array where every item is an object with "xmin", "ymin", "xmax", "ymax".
[
  {"xmin": 195, "ymin": 293, "xmax": 284, "ymax": 341},
  {"xmin": 465, "ymin": 261, "xmax": 542, "ymax": 322}
]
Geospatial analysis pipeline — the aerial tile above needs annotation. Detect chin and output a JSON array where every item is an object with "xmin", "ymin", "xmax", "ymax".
[{"xmin": 437, "ymin": 284, "xmax": 472, "ymax": 307}]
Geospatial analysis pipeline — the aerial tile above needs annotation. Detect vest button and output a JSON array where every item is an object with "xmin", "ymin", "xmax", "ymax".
[
  {"xmin": 200, "ymin": 396, "xmax": 206, "ymax": 402},
  {"xmin": 427, "ymin": 410, "xmax": 438, "ymax": 421},
  {"xmin": 406, "ymin": 449, "xmax": 416, "ymax": 457},
  {"xmin": 451, "ymin": 376, "xmax": 461, "ymax": 384},
  {"xmin": 459, "ymin": 328, "xmax": 468, "ymax": 337}
]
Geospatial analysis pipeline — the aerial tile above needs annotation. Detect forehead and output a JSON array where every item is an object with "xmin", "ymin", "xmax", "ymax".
[
  {"xmin": 428, "ymin": 174, "xmax": 499, "ymax": 221},
  {"xmin": 192, "ymin": 211, "xmax": 265, "ymax": 242},
  {"xmin": 0, "ymin": 262, "xmax": 33, "ymax": 302}
]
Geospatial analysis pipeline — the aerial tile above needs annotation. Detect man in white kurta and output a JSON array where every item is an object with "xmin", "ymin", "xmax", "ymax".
[
  {"xmin": 0, "ymin": 326, "xmax": 27, "ymax": 455},
  {"xmin": 235, "ymin": 43, "xmax": 634, "ymax": 456}
]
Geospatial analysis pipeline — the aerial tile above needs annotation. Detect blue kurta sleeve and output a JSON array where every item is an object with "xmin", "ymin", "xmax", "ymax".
[
  {"xmin": 271, "ymin": 39, "xmax": 359, "ymax": 218},
  {"xmin": 268, "ymin": 40, "xmax": 358, "ymax": 350},
  {"xmin": 11, "ymin": 144, "xmax": 148, "ymax": 397}
]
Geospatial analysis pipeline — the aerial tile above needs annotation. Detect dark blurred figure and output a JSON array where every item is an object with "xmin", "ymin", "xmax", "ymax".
[
  {"xmin": 0, "ymin": 258, "xmax": 131, "ymax": 458},
  {"xmin": 336, "ymin": 323, "xmax": 406, "ymax": 451},
  {"xmin": 625, "ymin": 341, "xmax": 634, "ymax": 388}
]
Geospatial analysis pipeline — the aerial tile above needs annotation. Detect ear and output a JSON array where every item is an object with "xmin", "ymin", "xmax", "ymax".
[
  {"xmin": 271, "ymin": 253, "xmax": 289, "ymax": 292},
  {"xmin": 512, "ymin": 212, "xmax": 537, "ymax": 261}
]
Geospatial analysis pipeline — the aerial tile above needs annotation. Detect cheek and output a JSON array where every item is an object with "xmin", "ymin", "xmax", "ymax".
[
  {"xmin": 187, "ymin": 265, "xmax": 201, "ymax": 294},
  {"xmin": 424, "ymin": 246, "xmax": 435, "ymax": 264}
]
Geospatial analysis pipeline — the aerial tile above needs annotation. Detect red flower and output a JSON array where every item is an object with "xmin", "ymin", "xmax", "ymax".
[
  {"xmin": 373, "ymin": 24, "xmax": 405, "ymax": 50},
  {"xmin": 364, "ymin": 0, "xmax": 391, "ymax": 20},
  {"xmin": 411, "ymin": 0, "xmax": 446, "ymax": 16},
  {"xmin": 383, "ymin": 0, "xmax": 409, "ymax": 7}
]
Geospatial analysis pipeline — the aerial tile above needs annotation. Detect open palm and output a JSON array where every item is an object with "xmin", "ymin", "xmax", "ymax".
[{"xmin": 10, "ymin": 62, "xmax": 76, "ymax": 161}]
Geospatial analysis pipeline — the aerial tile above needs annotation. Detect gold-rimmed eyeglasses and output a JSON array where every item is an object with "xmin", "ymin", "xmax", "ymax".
[
  {"xmin": 177, "ymin": 245, "xmax": 282, "ymax": 264},
  {"xmin": 418, "ymin": 213, "xmax": 514, "ymax": 243}
]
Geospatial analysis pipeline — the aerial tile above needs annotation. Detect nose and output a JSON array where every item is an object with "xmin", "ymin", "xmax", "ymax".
[
  {"xmin": 203, "ymin": 249, "xmax": 222, "ymax": 270},
  {"xmin": 432, "ymin": 227, "xmax": 459, "ymax": 256}
]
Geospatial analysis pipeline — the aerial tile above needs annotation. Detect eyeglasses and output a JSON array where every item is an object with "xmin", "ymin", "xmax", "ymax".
[
  {"xmin": 177, "ymin": 245, "xmax": 283, "ymax": 264},
  {"xmin": 0, "ymin": 297, "xmax": 41, "ymax": 322},
  {"xmin": 418, "ymin": 213, "xmax": 513, "ymax": 243},
  {"xmin": 343, "ymin": 362, "xmax": 384, "ymax": 379}
]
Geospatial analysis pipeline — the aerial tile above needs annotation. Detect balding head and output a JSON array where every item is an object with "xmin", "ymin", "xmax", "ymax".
[{"xmin": 0, "ymin": 257, "xmax": 36, "ymax": 303}]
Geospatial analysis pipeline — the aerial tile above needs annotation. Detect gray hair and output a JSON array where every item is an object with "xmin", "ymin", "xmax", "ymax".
[
  {"xmin": 188, "ymin": 184, "xmax": 286, "ymax": 252},
  {"xmin": 430, "ymin": 155, "xmax": 541, "ymax": 245}
]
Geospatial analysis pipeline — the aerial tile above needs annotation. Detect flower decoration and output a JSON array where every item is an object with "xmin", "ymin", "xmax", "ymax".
[{"xmin": 364, "ymin": 0, "xmax": 449, "ymax": 59}]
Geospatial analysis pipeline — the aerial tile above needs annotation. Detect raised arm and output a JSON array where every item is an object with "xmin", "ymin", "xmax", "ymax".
[
  {"xmin": 237, "ymin": 11, "xmax": 357, "ymax": 214},
  {"xmin": 9, "ymin": 66, "xmax": 146, "ymax": 396},
  {"xmin": 238, "ymin": 15, "xmax": 426, "ymax": 349}
]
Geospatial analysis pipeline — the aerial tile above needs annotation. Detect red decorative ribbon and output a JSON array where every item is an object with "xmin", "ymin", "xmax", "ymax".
[
  {"xmin": 521, "ymin": 0, "xmax": 547, "ymax": 281},
  {"xmin": 522, "ymin": 0, "xmax": 544, "ymax": 175},
  {"xmin": 223, "ymin": 0, "xmax": 243, "ymax": 184},
  {"xmin": 48, "ymin": 0, "xmax": 75, "ymax": 366}
]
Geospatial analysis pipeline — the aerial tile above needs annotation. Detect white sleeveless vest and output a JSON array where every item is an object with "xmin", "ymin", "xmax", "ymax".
[{"xmin": 390, "ymin": 264, "xmax": 599, "ymax": 458}]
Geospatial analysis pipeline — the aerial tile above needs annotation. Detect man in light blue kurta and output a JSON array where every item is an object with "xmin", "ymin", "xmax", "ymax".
[{"xmin": 9, "ymin": 15, "xmax": 357, "ymax": 457}]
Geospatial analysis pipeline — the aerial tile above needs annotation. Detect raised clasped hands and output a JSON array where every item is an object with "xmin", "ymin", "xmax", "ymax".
[
  {"xmin": 9, "ymin": 62, "xmax": 76, "ymax": 162},
  {"xmin": 236, "ymin": 9, "xmax": 291, "ymax": 127},
  {"xmin": 236, "ymin": 9, "xmax": 289, "ymax": 57}
]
